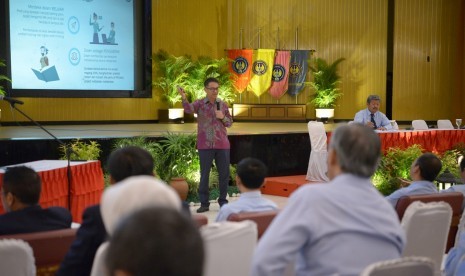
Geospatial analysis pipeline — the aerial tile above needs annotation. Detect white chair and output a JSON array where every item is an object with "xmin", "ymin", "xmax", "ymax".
[
  {"xmin": 412, "ymin": 120, "xmax": 429, "ymax": 130},
  {"xmin": 360, "ymin": 256, "xmax": 435, "ymax": 276},
  {"xmin": 306, "ymin": 121, "xmax": 329, "ymax": 182},
  {"xmin": 90, "ymin": 241, "xmax": 109, "ymax": 276},
  {"xmin": 401, "ymin": 201, "xmax": 452, "ymax": 275},
  {"xmin": 201, "ymin": 221, "xmax": 257, "ymax": 276},
  {"xmin": 0, "ymin": 239, "xmax": 36, "ymax": 276},
  {"xmin": 437, "ymin": 119, "xmax": 454, "ymax": 130}
]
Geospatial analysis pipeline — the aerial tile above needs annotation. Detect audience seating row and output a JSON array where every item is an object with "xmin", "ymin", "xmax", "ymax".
[
  {"xmin": 0, "ymin": 228, "xmax": 77, "ymax": 276},
  {"xmin": 1, "ymin": 191, "xmax": 462, "ymax": 276}
]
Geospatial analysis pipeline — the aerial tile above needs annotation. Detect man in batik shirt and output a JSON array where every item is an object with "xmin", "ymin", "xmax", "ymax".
[{"xmin": 178, "ymin": 77, "xmax": 233, "ymax": 213}]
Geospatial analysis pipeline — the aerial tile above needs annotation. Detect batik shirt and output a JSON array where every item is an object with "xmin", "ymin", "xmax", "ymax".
[{"xmin": 182, "ymin": 97, "xmax": 232, "ymax": 149}]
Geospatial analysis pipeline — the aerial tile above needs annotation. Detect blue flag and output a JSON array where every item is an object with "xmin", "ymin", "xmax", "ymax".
[{"xmin": 287, "ymin": 50, "xmax": 309, "ymax": 96}]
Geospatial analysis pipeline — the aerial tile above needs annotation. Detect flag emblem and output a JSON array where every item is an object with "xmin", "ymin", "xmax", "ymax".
[
  {"xmin": 289, "ymin": 63, "xmax": 302, "ymax": 76},
  {"xmin": 272, "ymin": 65, "xmax": 285, "ymax": 82},
  {"xmin": 252, "ymin": 60, "xmax": 268, "ymax": 75},
  {"xmin": 232, "ymin": 57, "xmax": 249, "ymax": 74}
]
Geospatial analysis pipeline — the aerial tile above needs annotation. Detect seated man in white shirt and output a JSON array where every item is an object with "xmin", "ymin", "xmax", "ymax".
[
  {"xmin": 385, "ymin": 152, "xmax": 442, "ymax": 207},
  {"xmin": 215, "ymin": 157, "xmax": 277, "ymax": 222},
  {"xmin": 441, "ymin": 157, "xmax": 465, "ymax": 210},
  {"xmin": 251, "ymin": 123, "xmax": 405, "ymax": 276},
  {"xmin": 354, "ymin": 95, "xmax": 392, "ymax": 130}
]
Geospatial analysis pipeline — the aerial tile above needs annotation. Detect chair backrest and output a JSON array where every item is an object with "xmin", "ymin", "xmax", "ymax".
[
  {"xmin": 401, "ymin": 201, "xmax": 452, "ymax": 274},
  {"xmin": 437, "ymin": 119, "xmax": 454, "ymax": 130},
  {"xmin": 307, "ymin": 121, "xmax": 327, "ymax": 152},
  {"xmin": 306, "ymin": 121, "xmax": 330, "ymax": 181},
  {"xmin": 395, "ymin": 192, "xmax": 463, "ymax": 252},
  {"xmin": 90, "ymin": 241, "xmax": 109, "ymax": 276},
  {"xmin": 201, "ymin": 221, "xmax": 257, "ymax": 276},
  {"xmin": 360, "ymin": 256, "xmax": 435, "ymax": 276},
  {"xmin": 227, "ymin": 210, "xmax": 279, "ymax": 239},
  {"xmin": 0, "ymin": 228, "xmax": 77, "ymax": 274},
  {"xmin": 0, "ymin": 239, "xmax": 36, "ymax": 276},
  {"xmin": 192, "ymin": 213, "xmax": 209, "ymax": 228},
  {"xmin": 412, "ymin": 120, "xmax": 429, "ymax": 130}
]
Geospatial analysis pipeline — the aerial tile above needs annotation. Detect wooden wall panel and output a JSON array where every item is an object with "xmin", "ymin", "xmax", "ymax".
[
  {"xmin": 393, "ymin": 0, "xmax": 464, "ymax": 121},
  {"xmin": 226, "ymin": 0, "xmax": 389, "ymax": 119}
]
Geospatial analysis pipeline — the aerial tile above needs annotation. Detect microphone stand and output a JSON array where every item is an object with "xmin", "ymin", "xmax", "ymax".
[{"xmin": 8, "ymin": 102, "xmax": 74, "ymax": 211}]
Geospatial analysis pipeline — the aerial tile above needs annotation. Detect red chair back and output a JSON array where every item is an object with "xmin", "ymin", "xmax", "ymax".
[{"xmin": 227, "ymin": 210, "xmax": 279, "ymax": 239}]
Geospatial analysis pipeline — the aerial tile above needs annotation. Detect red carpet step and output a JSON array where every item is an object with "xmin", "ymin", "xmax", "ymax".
[{"xmin": 261, "ymin": 175, "xmax": 311, "ymax": 197}]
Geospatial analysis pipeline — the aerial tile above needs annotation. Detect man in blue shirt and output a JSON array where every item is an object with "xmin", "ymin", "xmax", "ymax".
[
  {"xmin": 354, "ymin": 95, "xmax": 392, "ymax": 130},
  {"xmin": 251, "ymin": 123, "xmax": 405, "ymax": 276},
  {"xmin": 215, "ymin": 157, "xmax": 277, "ymax": 222},
  {"xmin": 386, "ymin": 152, "xmax": 442, "ymax": 207}
]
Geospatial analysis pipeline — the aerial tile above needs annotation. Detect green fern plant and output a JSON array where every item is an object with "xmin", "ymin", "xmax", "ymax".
[
  {"xmin": 152, "ymin": 50, "xmax": 194, "ymax": 108},
  {"xmin": 372, "ymin": 144, "xmax": 423, "ymax": 195},
  {"xmin": 156, "ymin": 132, "xmax": 198, "ymax": 182},
  {"xmin": 184, "ymin": 56, "xmax": 236, "ymax": 105},
  {"xmin": 308, "ymin": 57, "xmax": 345, "ymax": 108},
  {"xmin": 0, "ymin": 60, "xmax": 11, "ymax": 96},
  {"xmin": 60, "ymin": 139, "xmax": 101, "ymax": 161}
]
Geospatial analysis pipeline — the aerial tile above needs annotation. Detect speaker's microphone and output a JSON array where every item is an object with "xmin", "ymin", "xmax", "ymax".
[
  {"xmin": 0, "ymin": 95, "xmax": 24, "ymax": 105},
  {"xmin": 216, "ymin": 101, "xmax": 220, "ymax": 111}
]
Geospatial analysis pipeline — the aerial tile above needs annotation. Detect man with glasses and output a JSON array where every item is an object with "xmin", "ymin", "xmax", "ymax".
[
  {"xmin": 354, "ymin": 95, "xmax": 392, "ymax": 130},
  {"xmin": 178, "ymin": 77, "xmax": 233, "ymax": 213}
]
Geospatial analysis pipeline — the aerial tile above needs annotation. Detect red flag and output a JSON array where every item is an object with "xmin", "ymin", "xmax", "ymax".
[
  {"xmin": 268, "ymin": 50, "xmax": 291, "ymax": 99},
  {"xmin": 227, "ymin": 49, "xmax": 253, "ymax": 93}
]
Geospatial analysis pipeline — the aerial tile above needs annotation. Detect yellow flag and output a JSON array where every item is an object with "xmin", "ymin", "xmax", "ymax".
[{"xmin": 247, "ymin": 49, "xmax": 275, "ymax": 97}]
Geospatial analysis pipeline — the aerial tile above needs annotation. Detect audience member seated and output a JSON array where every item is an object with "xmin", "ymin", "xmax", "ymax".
[
  {"xmin": 106, "ymin": 206, "xmax": 203, "ymax": 276},
  {"xmin": 385, "ymin": 153, "xmax": 442, "ymax": 207},
  {"xmin": 57, "ymin": 146, "xmax": 189, "ymax": 276},
  {"xmin": 215, "ymin": 157, "xmax": 277, "ymax": 222},
  {"xmin": 441, "ymin": 157, "xmax": 465, "ymax": 210},
  {"xmin": 0, "ymin": 166, "xmax": 71, "ymax": 235},
  {"xmin": 353, "ymin": 95, "xmax": 392, "ymax": 130},
  {"xmin": 444, "ymin": 231, "xmax": 465, "ymax": 276},
  {"xmin": 251, "ymin": 124, "xmax": 405, "ymax": 275}
]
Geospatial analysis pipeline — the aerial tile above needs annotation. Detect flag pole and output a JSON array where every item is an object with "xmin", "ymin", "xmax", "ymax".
[
  {"xmin": 276, "ymin": 27, "xmax": 280, "ymax": 49},
  {"xmin": 295, "ymin": 27, "xmax": 299, "ymax": 50},
  {"xmin": 240, "ymin": 28, "xmax": 243, "ymax": 49}
]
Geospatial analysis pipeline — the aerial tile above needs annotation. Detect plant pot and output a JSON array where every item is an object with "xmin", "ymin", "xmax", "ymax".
[
  {"xmin": 168, "ymin": 108, "xmax": 184, "ymax": 120},
  {"xmin": 315, "ymin": 108, "xmax": 334, "ymax": 118},
  {"xmin": 315, "ymin": 108, "xmax": 334, "ymax": 124},
  {"xmin": 170, "ymin": 177, "xmax": 189, "ymax": 201}
]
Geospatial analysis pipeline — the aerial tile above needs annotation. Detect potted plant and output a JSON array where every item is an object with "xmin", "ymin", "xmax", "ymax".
[
  {"xmin": 184, "ymin": 56, "xmax": 236, "ymax": 102},
  {"xmin": 0, "ymin": 60, "xmax": 11, "ymax": 123},
  {"xmin": 182, "ymin": 55, "xmax": 237, "ymax": 121},
  {"xmin": 156, "ymin": 132, "xmax": 199, "ymax": 200},
  {"xmin": 308, "ymin": 57, "xmax": 345, "ymax": 122},
  {"xmin": 372, "ymin": 144, "xmax": 423, "ymax": 195},
  {"xmin": 152, "ymin": 50, "xmax": 194, "ymax": 122},
  {"xmin": 59, "ymin": 139, "xmax": 101, "ymax": 161},
  {"xmin": 0, "ymin": 60, "xmax": 9, "ymax": 96}
]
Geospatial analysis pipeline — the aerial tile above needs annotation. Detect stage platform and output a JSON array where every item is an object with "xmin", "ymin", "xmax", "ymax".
[
  {"xmin": 262, "ymin": 175, "xmax": 312, "ymax": 197},
  {"xmin": 0, "ymin": 122, "xmax": 336, "ymax": 140},
  {"xmin": 0, "ymin": 122, "xmax": 332, "ymax": 176}
]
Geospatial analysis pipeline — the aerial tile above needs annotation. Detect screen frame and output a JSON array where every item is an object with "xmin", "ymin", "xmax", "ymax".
[{"xmin": 0, "ymin": 0, "xmax": 152, "ymax": 98}]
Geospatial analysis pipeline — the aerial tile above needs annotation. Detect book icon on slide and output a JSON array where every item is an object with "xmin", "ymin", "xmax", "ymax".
[{"xmin": 31, "ymin": 66, "xmax": 60, "ymax": 82}]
